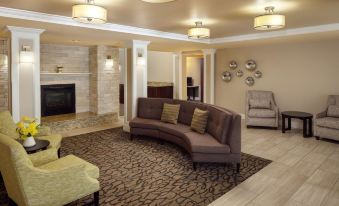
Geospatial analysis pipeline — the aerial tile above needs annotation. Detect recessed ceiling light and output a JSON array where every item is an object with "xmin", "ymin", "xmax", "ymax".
[{"xmin": 141, "ymin": 0, "xmax": 176, "ymax": 3}]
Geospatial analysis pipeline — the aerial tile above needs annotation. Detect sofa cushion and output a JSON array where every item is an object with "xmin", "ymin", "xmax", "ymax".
[
  {"xmin": 158, "ymin": 123, "xmax": 191, "ymax": 139},
  {"xmin": 327, "ymin": 105, "xmax": 339, "ymax": 118},
  {"xmin": 0, "ymin": 111, "xmax": 19, "ymax": 139},
  {"xmin": 249, "ymin": 99, "xmax": 271, "ymax": 109},
  {"xmin": 138, "ymin": 98, "xmax": 173, "ymax": 120},
  {"xmin": 206, "ymin": 106, "xmax": 232, "ymax": 144},
  {"xmin": 129, "ymin": 118, "xmax": 163, "ymax": 130},
  {"xmin": 315, "ymin": 117, "xmax": 339, "ymax": 130},
  {"xmin": 173, "ymin": 100, "xmax": 207, "ymax": 125},
  {"xmin": 161, "ymin": 103, "xmax": 180, "ymax": 124},
  {"xmin": 185, "ymin": 132, "xmax": 230, "ymax": 154},
  {"xmin": 191, "ymin": 108, "xmax": 209, "ymax": 134},
  {"xmin": 248, "ymin": 109, "xmax": 276, "ymax": 118}
]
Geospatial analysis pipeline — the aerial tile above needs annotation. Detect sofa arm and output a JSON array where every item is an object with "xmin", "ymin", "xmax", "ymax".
[
  {"xmin": 228, "ymin": 114, "xmax": 241, "ymax": 154},
  {"xmin": 26, "ymin": 162, "xmax": 99, "ymax": 205},
  {"xmin": 29, "ymin": 148, "xmax": 59, "ymax": 167},
  {"xmin": 316, "ymin": 110, "xmax": 327, "ymax": 119},
  {"xmin": 37, "ymin": 126, "xmax": 51, "ymax": 137}
]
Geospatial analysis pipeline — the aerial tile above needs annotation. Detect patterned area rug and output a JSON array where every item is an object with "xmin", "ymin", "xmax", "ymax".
[{"xmin": 0, "ymin": 128, "xmax": 271, "ymax": 206}]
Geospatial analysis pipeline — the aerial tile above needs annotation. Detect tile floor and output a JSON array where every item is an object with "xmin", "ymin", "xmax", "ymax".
[{"xmin": 210, "ymin": 126, "xmax": 339, "ymax": 206}]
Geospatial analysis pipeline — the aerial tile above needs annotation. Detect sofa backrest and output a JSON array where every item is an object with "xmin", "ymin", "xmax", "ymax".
[
  {"xmin": 0, "ymin": 133, "xmax": 33, "ymax": 206},
  {"xmin": 137, "ymin": 98, "xmax": 241, "ymax": 148},
  {"xmin": 247, "ymin": 90, "xmax": 276, "ymax": 109},
  {"xmin": 138, "ymin": 98, "xmax": 174, "ymax": 120},
  {"xmin": 327, "ymin": 95, "xmax": 339, "ymax": 106}
]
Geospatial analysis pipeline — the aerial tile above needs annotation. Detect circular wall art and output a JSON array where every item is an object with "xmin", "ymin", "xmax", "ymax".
[
  {"xmin": 245, "ymin": 76, "xmax": 255, "ymax": 86},
  {"xmin": 245, "ymin": 60, "xmax": 257, "ymax": 71},
  {"xmin": 222, "ymin": 71, "xmax": 232, "ymax": 82},
  {"xmin": 236, "ymin": 70, "xmax": 244, "ymax": 77},
  {"xmin": 229, "ymin": 61, "xmax": 237, "ymax": 70},
  {"xmin": 254, "ymin": 70, "xmax": 262, "ymax": 78}
]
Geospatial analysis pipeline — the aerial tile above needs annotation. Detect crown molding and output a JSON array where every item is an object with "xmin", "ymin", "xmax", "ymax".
[
  {"xmin": 1, "ymin": 7, "xmax": 339, "ymax": 46},
  {"xmin": 210, "ymin": 23, "xmax": 339, "ymax": 44},
  {"xmin": 6, "ymin": 25, "xmax": 45, "ymax": 34},
  {"xmin": 0, "ymin": 6, "xmax": 206, "ymax": 43}
]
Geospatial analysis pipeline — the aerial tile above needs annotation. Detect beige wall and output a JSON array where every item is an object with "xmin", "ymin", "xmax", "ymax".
[
  {"xmin": 215, "ymin": 39, "xmax": 339, "ymax": 116},
  {"xmin": 148, "ymin": 51, "xmax": 173, "ymax": 82}
]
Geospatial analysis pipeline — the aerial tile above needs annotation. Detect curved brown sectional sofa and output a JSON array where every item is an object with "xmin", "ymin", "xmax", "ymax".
[{"xmin": 129, "ymin": 98, "xmax": 241, "ymax": 171}]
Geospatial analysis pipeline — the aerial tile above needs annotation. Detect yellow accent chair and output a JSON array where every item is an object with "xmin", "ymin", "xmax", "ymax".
[
  {"xmin": 0, "ymin": 111, "xmax": 62, "ymax": 157},
  {"xmin": 0, "ymin": 133, "xmax": 100, "ymax": 206}
]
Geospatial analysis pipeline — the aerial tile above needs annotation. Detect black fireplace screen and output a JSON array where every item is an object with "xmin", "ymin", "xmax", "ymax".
[{"xmin": 41, "ymin": 84, "xmax": 75, "ymax": 117}]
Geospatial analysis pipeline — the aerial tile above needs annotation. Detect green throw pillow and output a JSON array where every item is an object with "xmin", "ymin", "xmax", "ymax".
[
  {"xmin": 161, "ymin": 103, "xmax": 180, "ymax": 124},
  {"xmin": 191, "ymin": 108, "xmax": 209, "ymax": 134}
]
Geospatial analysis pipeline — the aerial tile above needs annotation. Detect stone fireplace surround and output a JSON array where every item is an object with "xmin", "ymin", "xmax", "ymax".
[{"xmin": 40, "ymin": 44, "xmax": 120, "ymax": 131}]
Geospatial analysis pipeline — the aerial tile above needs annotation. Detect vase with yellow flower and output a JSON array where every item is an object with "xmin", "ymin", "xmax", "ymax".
[{"xmin": 16, "ymin": 116, "xmax": 40, "ymax": 147}]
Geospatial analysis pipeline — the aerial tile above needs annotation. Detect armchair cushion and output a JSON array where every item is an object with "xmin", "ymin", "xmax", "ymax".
[
  {"xmin": 249, "ymin": 99, "xmax": 271, "ymax": 109},
  {"xmin": 248, "ymin": 109, "xmax": 276, "ymax": 118},
  {"xmin": 327, "ymin": 105, "xmax": 339, "ymax": 118},
  {"xmin": 38, "ymin": 155, "xmax": 99, "ymax": 179},
  {"xmin": 0, "ymin": 111, "xmax": 19, "ymax": 139},
  {"xmin": 315, "ymin": 117, "xmax": 339, "ymax": 130},
  {"xmin": 29, "ymin": 148, "xmax": 59, "ymax": 167}
]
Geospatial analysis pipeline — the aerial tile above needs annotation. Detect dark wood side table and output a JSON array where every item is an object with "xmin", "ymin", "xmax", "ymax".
[
  {"xmin": 18, "ymin": 139, "xmax": 50, "ymax": 154},
  {"xmin": 281, "ymin": 111, "xmax": 313, "ymax": 138}
]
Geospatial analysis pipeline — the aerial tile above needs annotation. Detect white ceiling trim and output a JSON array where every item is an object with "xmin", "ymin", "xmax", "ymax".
[
  {"xmin": 0, "ymin": 6, "xmax": 207, "ymax": 43},
  {"xmin": 1, "ymin": 7, "xmax": 339, "ymax": 46},
  {"xmin": 211, "ymin": 23, "xmax": 339, "ymax": 44}
]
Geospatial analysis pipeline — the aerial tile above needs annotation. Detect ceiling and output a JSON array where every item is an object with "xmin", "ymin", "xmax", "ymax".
[
  {"xmin": 0, "ymin": 0, "xmax": 339, "ymax": 51},
  {"xmin": 1, "ymin": 0, "xmax": 339, "ymax": 38}
]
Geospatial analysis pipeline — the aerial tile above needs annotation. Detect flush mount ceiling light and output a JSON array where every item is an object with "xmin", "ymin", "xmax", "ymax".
[
  {"xmin": 72, "ymin": 0, "xmax": 107, "ymax": 24},
  {"xmin": 141, "ymin": 0, "xmax": 176, "ymax": 3},
  {"xmin": 187, "ymin": 21, "xmax": 210, "ymax": 39},
  {"xmin": 254, "ymin": 6, "xmax": 285, "ymax": 30}
]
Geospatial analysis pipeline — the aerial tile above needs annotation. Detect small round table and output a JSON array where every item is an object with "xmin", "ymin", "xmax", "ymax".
[
  {"xmin": 281, "ymin": 111, "xmax": 313, "ymax": 138},
  {"xmin": 21, "ymin": 139, "xmax": 50, "ymax": 154}
]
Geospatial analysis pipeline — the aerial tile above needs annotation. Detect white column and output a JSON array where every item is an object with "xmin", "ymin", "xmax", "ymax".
[
  {"xmin": 123, "ymin": 40, "xmax": 150, "ymax": 132},
  {"xmin": 6, "ymin": 26, "xmax": 44, "ymax": 122},
  {"xmin": 202, "ymin": 49, "xmax": 216, "ymax": 104},
  {"xmin": 172, "ymin": 52, "xmax": 181, "ymax": 99}
]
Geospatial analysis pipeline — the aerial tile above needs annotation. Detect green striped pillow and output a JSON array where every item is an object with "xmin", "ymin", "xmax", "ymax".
[
  {"xmin": 161, "ymin": 103, "xmax": 181, "ymax": 124},
  {"xmin": 191, "ymin": 108, "xmax": 209, "ymax": 134}
]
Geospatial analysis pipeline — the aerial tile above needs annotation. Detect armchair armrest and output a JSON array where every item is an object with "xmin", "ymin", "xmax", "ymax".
[
  {"xmin": 37, "ymin": 126, "xmax": 51, "ymax": 137},
  {"xmin": 25, "ymin": 162, "xmax": 99, "ymax": 205},
  {"xmin": 28, "ymin": 148, "xmax": 59, "ymax": 167},
  {"xmin": 316, "ymin": 110, "xmax": 327, "ymax": 119}
]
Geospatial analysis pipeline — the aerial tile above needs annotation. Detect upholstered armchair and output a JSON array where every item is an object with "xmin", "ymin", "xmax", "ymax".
[
  {"xmin": 246, "ymin": 90, "xmax": 279, "ymax": 129},
  {"xmin": 315, "ymin": 95, "xmax": 339, "ymax": 141},
  {"xmin": 0, "ymin": 133, "xmax": 100, "ymax": 206},
  {"xmin": 0, "ymin": 111, "xmax": 62, "ymax": 157}
]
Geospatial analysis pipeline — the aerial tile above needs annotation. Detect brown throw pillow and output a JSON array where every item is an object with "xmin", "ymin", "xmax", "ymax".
[
  {"xmin": 161, "ymin": 103, "xmax": 180, "ymax": 124},
  {"xmin": 191, "ymin": 108, "xmax": 209, "ymax": 134}
]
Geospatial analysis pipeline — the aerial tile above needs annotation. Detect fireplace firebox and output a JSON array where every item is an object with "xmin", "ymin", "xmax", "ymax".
[{"xmin": 41, "ymin": 84, "xmax": 75, "ymax": 117}]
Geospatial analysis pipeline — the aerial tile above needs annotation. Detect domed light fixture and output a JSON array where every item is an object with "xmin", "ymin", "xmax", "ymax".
[
  {"xmin": 72, "ymin": 0, "xmax": 107, "ymax": 24},
  {"xmin": 188, "ymin": 21, "xmax": 210, "ymax": 39},
  {"xmin": 254, "ymin": 6, "xmax": 285, "ymax": 30}
]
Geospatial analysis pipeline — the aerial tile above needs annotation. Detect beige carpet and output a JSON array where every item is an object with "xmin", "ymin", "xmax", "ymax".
[{"xmin": 0, "ymin": 127, "xmax": 271, "ymax": 206}]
